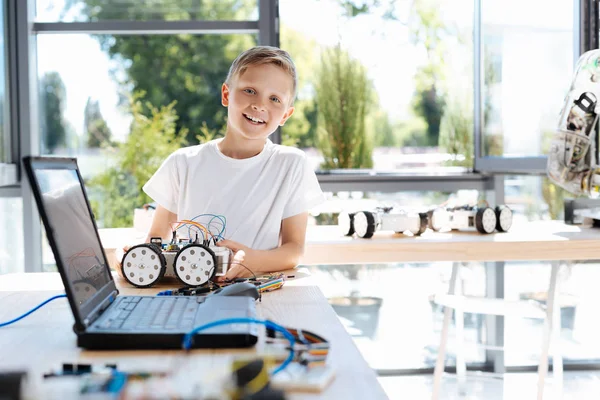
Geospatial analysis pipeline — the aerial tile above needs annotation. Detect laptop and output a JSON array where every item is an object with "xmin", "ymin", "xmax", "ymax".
[{"xmin": 22, "ymin": 156, "xmax": 258, "ymax": 350}]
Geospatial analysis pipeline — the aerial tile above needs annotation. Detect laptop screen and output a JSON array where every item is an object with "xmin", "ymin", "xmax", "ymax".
[{"xmin": 32, "ymin": 165, "xmax": 112, "ymax": 308}]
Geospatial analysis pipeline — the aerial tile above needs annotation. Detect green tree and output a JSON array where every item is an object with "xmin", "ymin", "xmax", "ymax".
[
  {"xmin": 373, "ymin": 111, "xmax": 395, "ymax": 147},
  {"xmin": 439, "ymin": 91, "xmax": 473, "ymax": 167},
  {"xmin": 88, "ymin": 93, "xmax": 188, "ymax": 228},
  {"xmin": 65, "ymin": 0, "xmax": 255, "ymax": 144},
  {"xmin": 334, "ymin": 0, "xmax": 450, "ymax": 146},
  {"xmin": 40, "ymin": 72, "xmax": 67, "ymax": 154},
  {"xmin": 84, "ymin": 98, "xmax": 113, "ymax": 148},
  {"xmin": 409, "ymin": 1, "xmax": 448, "ymax": 146},
  {"xmin": 315, "ymin": 45, "xmax": 373, "ymax": 169},
  {"xmin": 280, "ymin": 24, "xmax": 320, "ymax": 148}
]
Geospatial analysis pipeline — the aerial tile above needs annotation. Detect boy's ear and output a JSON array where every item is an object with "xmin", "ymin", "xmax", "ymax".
[
  {"xmin": 221, "ymin": 83, "xmax": 230, "ymax": 107},
  {"xmin": 279, "ymin": 106, "xmax": 295, "ymax": 126}
]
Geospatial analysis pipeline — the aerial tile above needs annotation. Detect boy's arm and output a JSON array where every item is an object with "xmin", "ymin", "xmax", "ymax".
[
  {"xmin": 145, "ymin": 205, "xmax": 178, "ymax": 243},
  {"xmin": 217, "ymin": 212, "xmax": 308, "ymax": 279}
]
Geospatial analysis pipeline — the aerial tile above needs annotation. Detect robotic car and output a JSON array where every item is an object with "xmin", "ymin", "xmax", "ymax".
[
  {"xmin": 427, "ymin": 204, "xmax": 513, "ymax": 234},
  {"xmin": 121, "ymin": 236, "xmax": 232, "ymax": 288},
  {"xmin": 339, "ymin": 207, "xmax": 428, "ymax": 239}
]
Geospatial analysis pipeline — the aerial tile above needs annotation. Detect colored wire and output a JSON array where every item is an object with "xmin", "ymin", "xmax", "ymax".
[
  {"xmin": 190, "ymin": 214, "xmax": 227, "ymax": 240},
  {"xmin": 0, "ymin": 294, "xmax": 67, "ymax": 327},
  {"xmin": 182, "ymin": 317, "xmax": 295, "ymax": 375}
]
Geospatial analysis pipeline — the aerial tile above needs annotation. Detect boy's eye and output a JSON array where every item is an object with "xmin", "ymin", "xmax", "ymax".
[
  {"xmin": 271, "ymin": 96, "xmax": 281, "ymax": 103},
  {"xmin": 244, "ymin": 88, "xmax": 256, "ymax": 95}
]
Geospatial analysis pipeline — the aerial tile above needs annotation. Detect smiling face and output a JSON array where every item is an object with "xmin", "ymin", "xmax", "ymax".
[{"xmin": 222, "ymin": 63, "xmax": 295, "ymax": 142}]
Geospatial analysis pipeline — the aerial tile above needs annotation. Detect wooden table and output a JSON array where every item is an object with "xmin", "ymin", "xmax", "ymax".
[
  {"xmin": 0, "ymin": 272, "xmax": 387, "ymax": 399},
  {"xmin": 99, "ymin": 221, "xmax": 600, "ymax": 267}
]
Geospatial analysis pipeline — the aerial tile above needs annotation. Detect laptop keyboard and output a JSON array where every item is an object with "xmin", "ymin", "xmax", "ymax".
[{"xmin": 97, "ymin": 296, "xmax": 200, "ymax": 331}]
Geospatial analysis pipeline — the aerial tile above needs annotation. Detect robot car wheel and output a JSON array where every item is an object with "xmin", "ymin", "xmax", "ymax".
[
  {"xmin": 495, "ymin": 205, "xmax": 513, "ymax": 232},
  {"xmin": 475, "ymin": 207, "xmax": 497, "ymax": 234},
  {"xmin": 121, "ymin": 243, "xmax": 167, "ymax": 288},
  {"xmin": 338, "ymin": 211, "xmax": 356, "ymax": 236},
  {"xmin": 173, "ymin": 244, "xmax": 217, "ymax": 287},
  {"xmin": 411, "ymin": 212, "xmax": 428, "ymax": 236},
  {"xmin": 354, "ymin": 211, "xmax": 376, "ymax": 239}
]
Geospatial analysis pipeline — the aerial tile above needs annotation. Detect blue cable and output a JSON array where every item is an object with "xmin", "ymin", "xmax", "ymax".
[
  {"xmin": 0, "ymin": 294, "xmax": 66, "ymax": 327},
  {"xmin": 182, "ymin": 317, "xmax": 295, "ymax": 375}
]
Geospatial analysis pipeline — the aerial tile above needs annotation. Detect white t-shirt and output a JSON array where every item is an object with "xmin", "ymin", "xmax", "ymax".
[{"xmin": 143, "ymin": 139, "xmax": 325, "ymax": 250}]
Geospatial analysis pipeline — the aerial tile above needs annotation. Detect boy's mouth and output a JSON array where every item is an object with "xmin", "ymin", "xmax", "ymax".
[{"xmin": 243, "ymin": 113, "xmax": 266, "ymax": 124}]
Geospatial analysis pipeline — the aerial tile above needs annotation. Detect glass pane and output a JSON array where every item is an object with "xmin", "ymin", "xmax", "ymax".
[
  {"xmin": 37, "ymin": 33, "xmax": 257, "ymax": 228},
  {"xmin": 36, "ymin": 0, "xmax": 258, "ymax": 22},
  {"xmin": 503, "ymin": 174, "xmax": 600, "ymax": 366},
  {"xmin": 0, "ymin": 198, "xmax": 24, "ymax": 274},
  {"xmin": 0, "ymin": 1, "xmax": 8, "ymax": 163},
  {"xmin": 280, "ymin": 0, "xmax": 474, "ymax": 171},
  {"xmin": 504, "ymin": 174, "xmax": 569, "ymax": 221},
  {"xmin": 308, "ymin": 262, "xmax": 486, "ymax": 370},
  {"xmin": 482, "ymin": 0, "xmax": 574, "ymax": 157},
  {"xmin": 505, "ymin": 261, "xmax": 600, "ymax": 367}
]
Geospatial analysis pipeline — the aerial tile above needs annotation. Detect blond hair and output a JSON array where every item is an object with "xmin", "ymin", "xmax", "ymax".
[{"xmin": 225, "ymin": 46, "xmax": 297, "ymax": 105}]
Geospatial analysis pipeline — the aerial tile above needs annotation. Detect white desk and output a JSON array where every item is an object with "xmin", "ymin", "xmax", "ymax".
[{"xmin": 0, "ymin": 272, "xmax": 387, "ymax": 399}]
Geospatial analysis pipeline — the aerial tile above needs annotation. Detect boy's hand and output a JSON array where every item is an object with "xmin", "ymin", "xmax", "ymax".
[
  {"xmin": 215, "ymin": 239, "xmax": 256, "ymax": 281},
  {"xmin": 114, "ymin": 245, "xmax": 131, "ymax": 278}
]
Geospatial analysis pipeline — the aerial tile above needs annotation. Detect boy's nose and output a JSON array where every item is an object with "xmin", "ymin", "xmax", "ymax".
[{"xmin": 251, "ymin": 103, "xmax": 265, "ymax": 112}]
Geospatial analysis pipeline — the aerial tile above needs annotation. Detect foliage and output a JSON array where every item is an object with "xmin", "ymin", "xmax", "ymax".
[
  {"xmin": 396, "ymin": 117, "xmax": 428, "ymax": 146},
  {"xmin": 370, "ymin": 109, "xmax": 396, "ymax": 147},
  {"xmin": 331, "ymin": 0, "xmax": 452, "ymax": 148},
  {"xmin": 438, "ymin": 92, "xmax": 473, "ymax": 167},
  {"xmin": 315, "ymin": 45, "xmax": 373, "ymax": 169},
  {"xmin": 40, "ymin": 72, "xmax": 67, "ymax": 153},
  {"xmin": 408, "ymin": 1, "xmax": 448, "ymax": 146},
  {"xmin": 84, "ymin": 97, "xmax": 113, "ymax": 148},
  {"xmin": 64, "ymin": 0, "xmax": 256, "ymax": 144},
  {"xmin": 88, "ymin": 92, "xmax": 187, "ymax": 227},
  {"xmin": 280, "ymin": 25, "xmax": 320, "ymax": 148}
]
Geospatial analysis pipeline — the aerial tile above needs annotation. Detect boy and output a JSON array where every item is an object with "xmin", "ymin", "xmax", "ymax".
[{"xmin": 139, "ymin": 46, "xmax": 324, "ymax": 281}]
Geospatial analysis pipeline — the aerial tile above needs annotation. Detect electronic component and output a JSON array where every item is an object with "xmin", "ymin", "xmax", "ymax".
[{"xmin": 339, "ymin": 207, "xmax": 427, "ymax": 239}]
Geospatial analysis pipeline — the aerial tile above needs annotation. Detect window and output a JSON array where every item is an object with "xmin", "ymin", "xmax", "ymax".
[
  {"xmin": 280, "ymin": 0, "xmax": 474, "ymax": 171},
  {"xmin": 481, "ymin": 0, "xmax": 574, "ymax": 158},
  {"xmin": 37, "ymin": 32, "xmax": 257, "ymax": 228},
  {"xmin": 309, "ymin": 261, "xmax": 487, "ymax": 370},
  {"xmin": 0, "ymin": 198, "xmax": 24, "ymax": 274}
]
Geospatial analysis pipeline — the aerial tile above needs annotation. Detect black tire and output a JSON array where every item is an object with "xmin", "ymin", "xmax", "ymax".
[
  {"xmin": 338, "ymin": 212, "xmax": 355, "ymax": 236},
  {"xmin": 355, "ymin": 211, "xmax": 376, "ymax": 239},
  {"xmin": 173, "ymin": 243, "xmax": 217, "ymax": 287},
  {"xmin": 495, "ymin": 205, "xmax": 513, "ymax": 232},
  {"xmin": 475, "ymin": 207, "xmax": 497, "ymax": 234},
  {"xmin": 427, "ymin": 210, "xmax": 436, "ymax": 230},
  {"xmin": 414, "ymin": 213, "xmax": 428, "ymax": 236},
  {"xmin": 121, "ymin": 243, "xmax": 166, "ymax": 288}
]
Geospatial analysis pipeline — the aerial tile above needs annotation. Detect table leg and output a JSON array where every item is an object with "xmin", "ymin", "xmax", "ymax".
[
  {"xmin": 537, "ymin": 261, "xmax": 561, "ymax": 400},
  {"xmin": 455, "ymin": 274, "xmax": 467, "ymax": 395},
  {"xmin": 432, "ymin": 262, "xmax": 460, "ymax": 400}
]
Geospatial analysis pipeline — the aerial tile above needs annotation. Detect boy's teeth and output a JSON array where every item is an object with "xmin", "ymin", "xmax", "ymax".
[{"xmin": 246, "ymin": 114, "xmax": 264, "ymax": 123}]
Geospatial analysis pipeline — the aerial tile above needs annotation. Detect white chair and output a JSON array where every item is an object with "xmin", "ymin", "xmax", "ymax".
[{"xmin": 431, "ymin": 261, "xmax": 564, "ymax": 400}]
